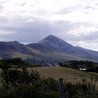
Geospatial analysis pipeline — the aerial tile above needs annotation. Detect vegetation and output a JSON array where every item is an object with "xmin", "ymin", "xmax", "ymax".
[
  {"xmin": 59, "ymin": 60, "xmax": 98, "ymax": 74},
  {"xmin": 0, "ymin": 59, "xmax": 98, "ymax": 98},
  {"xmin": 59, "ymin": 60, "xmax": 97, "ymax": 69},
  {"xmin": 0, "ymin": 58, "xmax": 30, "ymax": 68},
  {"xmin": 86, "ymin": 66, "xmax": 98, "ymax": 73}
]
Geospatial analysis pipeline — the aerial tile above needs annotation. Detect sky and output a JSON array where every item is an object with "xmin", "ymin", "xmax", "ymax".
[{"xmin": 0, "ymin": 0, "xmax": 98, "ymax": 51}]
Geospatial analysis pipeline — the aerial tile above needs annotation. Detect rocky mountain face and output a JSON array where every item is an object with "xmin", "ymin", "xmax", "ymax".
[{"xmin": 0, "ymin": 35, "xmax": 98, "ymax": 63}]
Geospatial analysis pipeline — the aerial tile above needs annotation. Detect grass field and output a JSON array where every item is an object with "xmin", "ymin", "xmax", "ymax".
[
  {"xmin": 27, "ymin": 67, "xmax": 98, "ymax": 89},
  {"xmin": 28, "ymin": 67, "xmax": 98, "ymax": 83}
]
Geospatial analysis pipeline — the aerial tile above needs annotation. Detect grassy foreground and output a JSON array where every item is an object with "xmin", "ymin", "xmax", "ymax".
[{"xmin": 0, "ymin": 66, "xmax": 98, "ymax": 98}]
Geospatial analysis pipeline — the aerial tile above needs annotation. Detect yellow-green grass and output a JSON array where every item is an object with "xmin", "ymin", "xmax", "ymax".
[
  {"xmin": 0, "ymin": 67, "xmax": 98, "ymax": 88},
  {"xmin": 28, "ymin": 67, "xmax": 98, "ymax": 89},
  {"xmin": 28, "ymin": 67, "xmax": 97, "ymax": 82}
]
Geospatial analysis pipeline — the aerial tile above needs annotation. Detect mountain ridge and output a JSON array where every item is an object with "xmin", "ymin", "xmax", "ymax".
[
  {"xmin": 0, "ymin": 35, "xmax": 98, "ymax": 63},
  {"xmin": 27, "ymin": 35, "xmax": 97, "ymax": 58}
]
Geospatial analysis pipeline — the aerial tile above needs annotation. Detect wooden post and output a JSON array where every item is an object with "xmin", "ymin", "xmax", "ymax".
[
  {"xmin": 59, "ymin": 78, "xmax": 64, "ymax": 98},
  {"xmin": 33, "ymin": 53, "xmax": 37, "ymax": 72}
]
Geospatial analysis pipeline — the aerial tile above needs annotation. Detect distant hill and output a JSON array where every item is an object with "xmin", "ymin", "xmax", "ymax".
[
  {"xmin": 0, "ymin": 41, "xmax": 39, "ymax": 60},
  {"xmin": 0, "ymin": 35, "xmax": 98, "ymax": 64}
]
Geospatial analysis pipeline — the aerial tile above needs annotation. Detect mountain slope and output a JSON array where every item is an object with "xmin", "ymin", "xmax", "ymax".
[
  {"xmin": 39, "ymin": 35, "xmax": 73, "ymax": 51},
  {"xmin": 0, "ymin": 35, "xmax": 98, "ymax": 63},
  {"xmin": 27, "ymin": 35, "xmax": 98, "ymax": 62},
  {"xmin": 76, "ymin": 46, "xmax": 98, "ymax": 59},
  {"xmin": 27, "ymin": 35, "xmax": 77, "ymax": 52},
  {"xmin": 0, "ymin": 41, "xmax": 31, "ymax": 53},
  {"xmin": 0, "ymin": 41, "xmax": 37, "ymax": 59}
]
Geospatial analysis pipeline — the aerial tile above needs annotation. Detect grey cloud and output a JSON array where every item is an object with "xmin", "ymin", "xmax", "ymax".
[
  {"xmin": 84, "ymin": 6, "xmax": 95, "ymax": 10},
  {"xmin": 62, "ymin": 31, "xmax": 98, "ymax": 42},
  {"xmin": 81, "ymin": 32, "xmax": 98, "ymax": 41},
  {"xmin": 57, "ymin": 7, "xmax": 76, "ymax": 14},
  {"xmin": 0, "ymin": 17, "xmax": 9, "ymax": 24},
  {"xmin": 0, "ymin": 17, "xmax": 72, "ymax": 43},
  {"xmin": 0, "ymin": 4, "xmax": 4, "ymax": 12},
  {"xmin": 0, "ymin": 16, "xmax": 98, "ymax": 44},
  {"xmin": 57, "ymin": 5, "xmax": 83, "ymax": 15}
]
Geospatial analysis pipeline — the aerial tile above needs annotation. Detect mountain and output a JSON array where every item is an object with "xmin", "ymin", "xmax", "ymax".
[
  {"xmin": 27, "ymin": 35, "xmax": 98, "ymax": 62},
  {"xmin": 0, "ymin": 35, "xmax": 98, "ymax": 63},
  {"xmin": 0, "ymin": 41, "xmax": 30, "ymax": 53},
  {"xmin": 39, "ymin": 35, "xmax": 75, "ymax": 52},
  {"xmin": 0, "ymin": 41, "xmax": 38, "ymax": 59},
  {"xmin": 27, "ymin": 35, "xmax": 76, "ymax": 52},
  {"xmin": 76, "ymin": 46, "xmax": 98, "ymax": 59}
]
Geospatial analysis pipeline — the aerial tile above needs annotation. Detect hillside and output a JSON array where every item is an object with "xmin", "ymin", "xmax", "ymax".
[
  {"xmin": 0, "ymin": 35, "xmax": 98, "ymax": 63},
  {"xmin": 27, "ymin": 35, "xmax": 98, "ymax": 63}
]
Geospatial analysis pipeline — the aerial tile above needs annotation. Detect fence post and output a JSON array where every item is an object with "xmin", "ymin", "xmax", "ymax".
[{"xmin": 59, "ymin": 78, "xmax": 64, "ymax": 98}]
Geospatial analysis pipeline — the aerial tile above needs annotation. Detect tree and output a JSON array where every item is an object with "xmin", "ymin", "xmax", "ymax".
[{"xmin": 0, "ymin": 60, "xmax": 11, "ymax": 89}]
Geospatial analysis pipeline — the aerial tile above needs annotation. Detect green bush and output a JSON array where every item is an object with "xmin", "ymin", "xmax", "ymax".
[{"xmin": 0, "ymin": 66, "xmax": 98, "ymax": 98}]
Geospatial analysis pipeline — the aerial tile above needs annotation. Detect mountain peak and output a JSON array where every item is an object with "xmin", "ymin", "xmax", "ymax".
[
  {"xmin": 45, "ymin": 35, "xmax": 61, "ymax": 40},
  {"xmin": 38, "ymin": 34, "xmax": 75, "ymax": 52},
  {"xmin": 39, "ymin": 35, "xmax": 65, "ymax": 44},
  {"xmin": 46, "ymin": 35, "xmax": 58, "ymax": 39}
]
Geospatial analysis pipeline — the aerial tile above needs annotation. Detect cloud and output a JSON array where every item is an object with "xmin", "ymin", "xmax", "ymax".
[
  {"xmin": 60, "ymin": 24, "xmax": 98, "ymax": 41},
  {"xmin": 0, "ymin": 17, "xmax": 72, "ymax": 43},
  {"xmin": 0, "ymin": 4, "xmax": 4, "ymax": 12},
  {"xmin": 0, "ymin": 16, "xmax": 98, "ymax": 44},
  {"xmin": 0, "ymin": 0, "xmax": 98, "ymax": 50}
]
